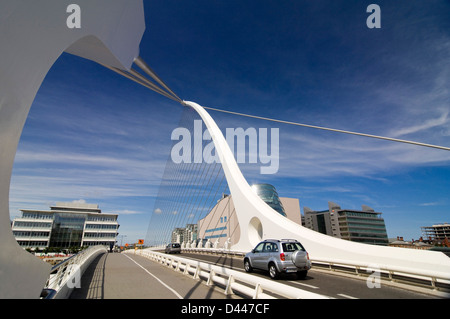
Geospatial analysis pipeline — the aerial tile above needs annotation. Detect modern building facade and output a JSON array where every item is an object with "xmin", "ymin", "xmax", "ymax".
[
  {"xmin": 12, "ymin": 202, "xmax": 119, "ymax": 249},
  {"xmin": 304, "ymin": 202, "xmax": 389, "ymax": 246}
]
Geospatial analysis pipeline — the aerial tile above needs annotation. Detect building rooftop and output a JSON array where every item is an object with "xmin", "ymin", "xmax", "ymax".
[
  {"xmin": 54, "ymin": 201, "xmax": 99, "ymax": 210},
  {"xmin": 20, "ymin": 202, "xmax": 119, "ymax": 216}
]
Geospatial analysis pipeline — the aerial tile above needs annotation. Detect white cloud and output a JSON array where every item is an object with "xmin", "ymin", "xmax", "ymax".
[
  {"xmin": 390, "ymin": 110, "xmax": 449, "ymax": 138},
  {"xmin": 117, "ymin": 209, "xmax": 142, "ymax": 215}
]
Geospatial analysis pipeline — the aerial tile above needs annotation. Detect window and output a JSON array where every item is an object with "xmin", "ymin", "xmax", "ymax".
[
  {"xmin": 254, "ymin": 242, "xmax": 265, "ymax": 253},
  {"xmin": 282, "ymin": 242, "xmax": 305, "ymax": 252},
  {"xmin": 263, "ymin": 242, "xmax": 278, "ymax": 252}
]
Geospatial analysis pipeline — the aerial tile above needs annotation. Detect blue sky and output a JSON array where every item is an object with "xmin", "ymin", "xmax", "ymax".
[{"xmin": 9, "ymin": 0, "xmax": 450, "ymax": 244}]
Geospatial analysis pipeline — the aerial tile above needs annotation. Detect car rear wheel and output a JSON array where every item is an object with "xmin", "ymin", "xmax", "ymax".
[{"xmin": 268, "ymin": 263, "xmax": 279, "ymax": 279}]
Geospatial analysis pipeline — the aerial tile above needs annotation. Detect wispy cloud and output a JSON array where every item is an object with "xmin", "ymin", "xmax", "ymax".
[
  {"xmin": 419, "ymin": 202, "xmax": 441, "ymax": 207},
  {"xmin": 116, "ymin": 209, "xmax": 143, "ymax": 215},
  {"xmin": 390, "ymin": 110, "xmax": 449, "ymax": 137}
]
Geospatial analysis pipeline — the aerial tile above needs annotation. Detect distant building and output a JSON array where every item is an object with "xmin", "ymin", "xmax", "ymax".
[
  {"xmin": 11, "ymin": 202, "xmax": 119, "ymax": 250},
  {"xmin": 171, "ymin": 227, "xmax": 186, "ymax": 244},
  {"xmin": 421, "ymin": 223, "xmax": 450, "ymax": 242},
  {"xmin": 171, "ymin": 224, "xmax": 197, "ymax": 244},
  {"xmin": 304, "ymin": 202, "xmax": 389, "ymax": 246},
  {"xmin": 388, "ymin": 236, "xmax": 433, "ymax": 250}
]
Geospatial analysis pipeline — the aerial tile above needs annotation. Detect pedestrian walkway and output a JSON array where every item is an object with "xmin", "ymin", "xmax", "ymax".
[{"xmin": 70, "ymin": 252, "xmax": 239, "ymax": 299}]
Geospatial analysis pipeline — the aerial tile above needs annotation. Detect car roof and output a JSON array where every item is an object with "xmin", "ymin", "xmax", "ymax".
[{"xmin": 262, "ymin": 239, "xmax": 299, "ymax": 243}]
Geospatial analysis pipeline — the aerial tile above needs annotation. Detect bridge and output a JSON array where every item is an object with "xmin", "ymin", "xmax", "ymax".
[
  {"xmin": 1, "ymin": 1, "xmax": 450, "ymax": 302},
  {"xmin": 41, "ymin": 245, "xmax": 449, "ymax": 301}
]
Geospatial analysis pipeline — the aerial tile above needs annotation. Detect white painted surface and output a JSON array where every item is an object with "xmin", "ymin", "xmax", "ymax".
[{"xmin": 0, "ymin": 0, "xmax": 144, "ymax": 298}]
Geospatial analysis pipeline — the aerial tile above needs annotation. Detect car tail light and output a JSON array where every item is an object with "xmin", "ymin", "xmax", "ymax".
[
  {"xmin": 280, "ymin": 253, "xmax": 285, "ymax": 261},
  {"xmin": 306, "ymin": 252, "xmax": 310, "ymax": 260}
]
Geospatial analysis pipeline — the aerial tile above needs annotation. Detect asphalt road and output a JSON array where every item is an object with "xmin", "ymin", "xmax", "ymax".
[
  {"xmin": 176, "ymin": 252, "xmax": 441, "ymax": 299},
  {"xmin": 70, "ymin": 252, "xmax": 241, "ymax": 299},
  {"xmin": 69, "ymin": 251, "xmax": 443, "ymax": 300}
]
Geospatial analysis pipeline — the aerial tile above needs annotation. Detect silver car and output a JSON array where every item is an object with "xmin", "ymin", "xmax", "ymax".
[
  {"xmin": 165, "ymin": 243, "xmax": 181, "ymax": 254},
  {"xmin": 244, "ymin": 239, "xmax": 311, "ymax": 279}
]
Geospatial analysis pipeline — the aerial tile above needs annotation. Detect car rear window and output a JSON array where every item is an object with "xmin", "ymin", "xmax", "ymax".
[{"xmin": 282, "ymin": 242, "xmax": 305, "ymax": 252}]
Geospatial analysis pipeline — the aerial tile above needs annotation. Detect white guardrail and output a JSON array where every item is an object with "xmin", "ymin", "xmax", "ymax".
[
  {"xmin": 41, "ymin": 245, "xmax": 108, "ymax": 299},
  {"xmin": 180, "ymin": 247, "xmax": 450, "ymax": 294},
  {"xmin": 311, "ymin": 257, "xmax": 450, "ymax": 291},
  {"xmin": 125, "ymin": 248, "xmax": 330, "ymax": 299}
]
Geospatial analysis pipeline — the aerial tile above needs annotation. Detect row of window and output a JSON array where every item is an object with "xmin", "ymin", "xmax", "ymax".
[
  {"xmin": 87, "ymin": 216, "xmax": 117, "ymax": 222},
  {"xmin": 85, "ymin": 224, "xmax": 119, "ymax": 230},
  {"xmin": 83, "ymin": 232, "xmax": 117, "ymax": 238},
  {"xmin": 13, "ymin": 231, "xmax": 50, "ymax": 238},
  {"xmin": 205, "ymin": 233, "xmax": 227, "ymax": 239},
  {"xmin": 341, "ymin": 228, "xmax": 387, "ymax": 234},
  {"xmin": 13, "ymin": 221, "xmax": 52, "ymax": 228},
  {"xmin": 339, "ymin": 212, "xmax": 382, "ymax": 219},
  {"xmin": 21, "ymin": 212, "xmax": 53, "ymax": 220},
  {"xmin": 17, "ymin": 241, "xmax": 48, "ymax": 247},
  {"xmin": 205, "ymin": 226, "xmax": 227, "ymax": 233},
  {"xmin": 340, "ymin": 222, "xmax": 387, "ymax": 229},
  {"xmin": 83, "ymin": 241, "xmax": 115, "ymax": 246},
  {"xmin": 341, "ymin": 232, "xmax": 389, "ymax": 239}
]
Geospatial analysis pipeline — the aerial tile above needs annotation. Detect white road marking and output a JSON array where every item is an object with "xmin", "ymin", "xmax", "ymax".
[
  {"xmin": 288, "ymin": 281, "xmax": 320, "ymax": 289},
  {"xmin": 337, "ymin": 293, "xmax": 358, "ymax": 299},
  {"xmin": 124, "ymin": 253, "xmax": 183, "ymax": 299}
]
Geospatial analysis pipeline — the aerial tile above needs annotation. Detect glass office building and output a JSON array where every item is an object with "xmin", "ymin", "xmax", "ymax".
[
  {"xmin": 12, "ymin": 202, "xmax": 119, "ymax": 249},
  {"xmin": 251, "ymin": 183, "xmax": 286, "ymax": 216},
  {"xmin": 337, "ymin": 210, "xmax": 388, "ymax": 245}
]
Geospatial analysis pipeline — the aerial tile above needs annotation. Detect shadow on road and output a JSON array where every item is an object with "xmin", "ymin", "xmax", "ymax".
[{"xmin": 69, "ymin": 253, "xmax": 107, "ymax": 299}]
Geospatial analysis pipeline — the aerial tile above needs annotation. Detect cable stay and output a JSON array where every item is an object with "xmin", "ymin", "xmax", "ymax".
[
  {"xmin": 102, "ymin": 57, "xmax": 450, "ymax": 152},
  {"xmin": 100, "ymin": 56, "xmax": 183, "ymax": 103},
  {"xmin": 201, "ymin": 106, "xmax": 450, "ymax": 151}
]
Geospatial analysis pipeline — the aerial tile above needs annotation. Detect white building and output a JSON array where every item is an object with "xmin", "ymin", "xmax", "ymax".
[{"xmin": 11, "ymin": 202, "xmax": 119, "ymax": 249}]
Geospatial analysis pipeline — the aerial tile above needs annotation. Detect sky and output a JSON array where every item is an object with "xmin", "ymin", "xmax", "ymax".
[{"xmin": 9, "ymin": 0, "xmax": 450, "ymax": 244}]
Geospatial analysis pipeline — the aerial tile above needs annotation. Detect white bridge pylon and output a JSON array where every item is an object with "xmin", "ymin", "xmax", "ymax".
[
  {"xmin": 0, "ymin": 0, "xmax": 145, "ymax": 298},
  {"xmin": 184, "ymin": 101, "xmax": 450, "ymax": 280}
]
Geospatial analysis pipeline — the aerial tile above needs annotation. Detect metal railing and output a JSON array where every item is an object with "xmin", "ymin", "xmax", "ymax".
[
  {"xmin": 182, "ymin": 247, "xmax": 246, "ymax": 257},
  {"xmin": 311, "ymin": 257, "xmax": 450, "ymax": 293},
  {"xmin": 41, "ymin": 245, "xmax": 108, "ymax": 299},
  {"xmin": 125, "ymin": 248, "xmax": 330, "ymax": 299},
  {"xmin": 180, "ymin": 247, "xmax": 450, "ymax": 295}
]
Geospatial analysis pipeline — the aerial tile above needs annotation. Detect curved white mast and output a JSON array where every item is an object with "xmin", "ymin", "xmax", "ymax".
[{"xmin": 184, "ymin": 101, "xmax": 450, "ymax": 280}]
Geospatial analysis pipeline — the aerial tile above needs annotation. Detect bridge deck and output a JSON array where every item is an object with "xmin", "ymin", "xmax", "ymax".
[{"xmin": 70, "ymin": 252, "xmax": 238, "ymax": 299}]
